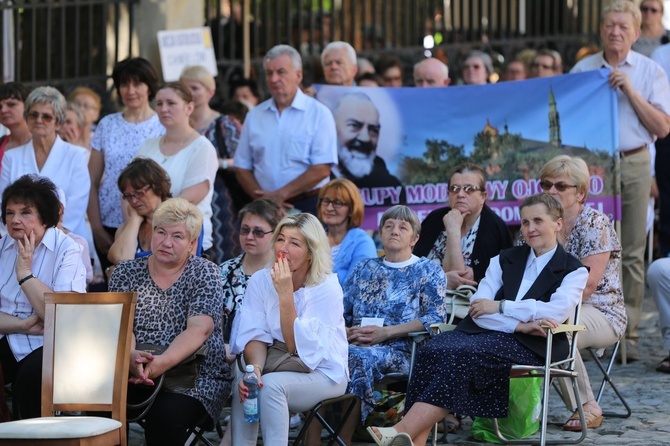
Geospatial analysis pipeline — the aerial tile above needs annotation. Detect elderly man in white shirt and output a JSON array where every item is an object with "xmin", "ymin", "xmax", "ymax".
[
  {"xmin": 234, "ymin": 45, "xmax": 338, "ymax": 215},
  {"xmin": 571, "ymin": 0, "xmax": 670, "ymax": 362}
]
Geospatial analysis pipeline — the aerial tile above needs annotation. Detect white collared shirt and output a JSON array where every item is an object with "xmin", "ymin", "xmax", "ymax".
[
  {"xmin": 0, "ymin": 227, "xmax": 87, "ymax": 361},
  {"xmin": 234, "ymin": 88, "xmax": 338, "ymax": 192},
  {"xmin": 230, "ymin": 269, "xmax": 349, "ymax": 384},
  {"xmin": 0, "ymin": 136, "xmax": 90, "ymax": 237},
  {"xmin": 571, "ymin": 51, "xmax": 670, "ymax": 151},
  {"xmin": 470, "ymin": 246, "xmax": 588, "ymax": 333}
]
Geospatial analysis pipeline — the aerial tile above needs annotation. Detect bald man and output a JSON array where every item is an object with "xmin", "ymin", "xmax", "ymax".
[{"xmin": 413, "ymin": 58, "xmax": 451, "ymax": 87}]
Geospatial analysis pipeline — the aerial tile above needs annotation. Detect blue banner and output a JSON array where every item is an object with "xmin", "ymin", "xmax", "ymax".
[{"xmin": 316, "ymin": 69, "xmax": 619, "ymax": 229}]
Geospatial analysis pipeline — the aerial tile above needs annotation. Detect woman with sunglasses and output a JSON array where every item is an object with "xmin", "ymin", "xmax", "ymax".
[
  {"xmin": 219, "ymin": 199, "xmax": 284, "ymax": 352},
  {"xmin": 414, "ymin": 163, "xmax": 512, "ymax": 290},
  {"xmin": 537, "ymin": 155, "xmax": 625, "ymax": 432},
  {"xmin": 0, "ymin": 87, "xmax": 90, "ymax": 239},
  {"xmin": 317, "ymin": 178, "xmax": 377, "ymax": 286},
  {"xmin": 633, "ymin": 0, "xmax": 669, "ymax": 57}
]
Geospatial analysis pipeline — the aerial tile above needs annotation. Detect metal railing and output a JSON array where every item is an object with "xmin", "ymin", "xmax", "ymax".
[
  {"xmin": 1, "ymin": 0, "xmax": 136, "ymax": 89},
  {"xmin": 205, "ymin": 0, "xmax": 605, "ymax": 64}
]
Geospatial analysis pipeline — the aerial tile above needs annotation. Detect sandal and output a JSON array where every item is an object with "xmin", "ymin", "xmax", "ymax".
[
  {"xmin": 438, "ymin": 413, "xmax": 461, "ymax": 433},
  {"xmin": 563, "ymin": 406, "xmax": 603, "ymax": 431},
  {"xmin": 366, "ymin": 427, "xmax": 414, "ymax": 446},
  {"xmin": 656, "ymin": 356, "xmax": 670, "ymax": 374}
]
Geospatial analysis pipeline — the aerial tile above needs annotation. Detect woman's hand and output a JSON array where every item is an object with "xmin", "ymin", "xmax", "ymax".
[
  {"xmin": 347, "ymin": 325, "xmax": 389, "ymax": 346},
  {"xmin": 446, "ymin": 269, "xmax": 477, "ymax": 289},
  {"xmin": 468, "ymin": 298, "xmax": 498, "ymax": 319},
  {"xmin": 128, "ymin": 349, "xmax": 157, "ymax": 385},
  {"xmin": 15, "ymin": 231, "xmax": 36, "ymax": 279},
  {"xmin": 443, "ymin": 208, "xmax": 468, "ymax": 233},
  {"xmin": 270, "ymin": 254, "xmax": 294, "ymax": 299},
  {"xmin": 515, "ymin": 318, "xmax": 559, "ymax": 337},
  {"xmin": 238, "ymin": 373, "xmax": 264, "ymax": 402}
]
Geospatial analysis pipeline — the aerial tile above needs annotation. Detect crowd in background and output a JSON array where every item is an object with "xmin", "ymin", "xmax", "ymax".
[{"xmin": 2, "ymin": 1, "xmax": 670, "ymax": 445}]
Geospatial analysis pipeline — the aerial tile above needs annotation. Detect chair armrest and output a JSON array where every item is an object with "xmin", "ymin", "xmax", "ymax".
[
  {"xmin": 430, "ymin": 323, "xmax": 457, "ymax": 334},
  {"xmin": 541, "ymin": 323, "xmax": 586, "ymax": 334}
]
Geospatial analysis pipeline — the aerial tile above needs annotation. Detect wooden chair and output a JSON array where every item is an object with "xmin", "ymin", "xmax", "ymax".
[{"xmin": 0, "ymin": 292, "xmax": 136, "ymax": 446}]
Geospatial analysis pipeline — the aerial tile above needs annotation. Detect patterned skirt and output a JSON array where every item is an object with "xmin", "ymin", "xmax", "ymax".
[{"xmin": 406, "ymin": 330, "xmax": 543, "ymax": 418}]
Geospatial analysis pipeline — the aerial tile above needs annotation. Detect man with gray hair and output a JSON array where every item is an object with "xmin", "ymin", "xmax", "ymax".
[
  {"xmin": 571, "ymin": 0, "xmax": 670, "ymax": 365},
  {"xmin": 321, "ymin": 41, "xmax": 358, "ymax": 86},
  {"xmin": 413, "ymin": 57, "xmax": 450, "ymax": 87},
  {"xmin": 234, "ymin": 45, "xmax": 338, "ymax": 214}
]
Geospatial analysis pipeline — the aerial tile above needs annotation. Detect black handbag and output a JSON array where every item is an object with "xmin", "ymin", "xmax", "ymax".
[{"xmin": 134, "ymin": 343, "xmax": 208, "ymax": 392}]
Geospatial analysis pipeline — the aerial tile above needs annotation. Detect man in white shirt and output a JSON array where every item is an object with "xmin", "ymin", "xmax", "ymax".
[
  {"xmin": 234, "ymin": 45, "xmax": 338, "ymax": 215},
  {"xmin": 571, "ymin": 0, "xmax": 670, "ymax": 361}
]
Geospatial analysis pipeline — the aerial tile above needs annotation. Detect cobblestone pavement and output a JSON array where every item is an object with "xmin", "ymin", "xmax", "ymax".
[{"xmin": 129, "ymin": 293, "xmax": 670, "ymax": 445}]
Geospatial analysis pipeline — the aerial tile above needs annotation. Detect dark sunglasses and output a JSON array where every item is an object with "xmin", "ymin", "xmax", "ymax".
[
  {"xmin": 240, "ymin": 226, "xmax": 273, "ymax": 238},
  {"xmin": 448, "ymin": 184, "xmax": 483, "ymax": 194},
  {"xmin": 641, "ymin": 6, "xmax": 660, "ymax": 13},
  {"xmin": 539, "ymin": 180, "xmax": 578, "ymax": 192}
]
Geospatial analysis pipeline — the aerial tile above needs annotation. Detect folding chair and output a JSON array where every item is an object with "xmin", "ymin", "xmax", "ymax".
[
  {"xmin": 586, "ymin": 340, "xmax": 632, "ymax": 419},
  {"xmin": 0, "ymin": 292, "xmax": 136, "ymax": 446},
  {"xmin": 491, "ymin": 301, "xmax": 587, "ymax": 446},
  {"xmin": 292, "ymin": 394, "xmax": 360, "ymax": 446}
]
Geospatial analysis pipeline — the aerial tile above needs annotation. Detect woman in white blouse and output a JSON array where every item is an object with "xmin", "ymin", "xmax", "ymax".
[
  {"xmin": 230, "ymin": 213, "xmax": 349, "ymax": 446},
  {"xmin": 0, "ymin": 86, "xmax": 90, "ymax": 238},
  {"xmin": 135, "ymin": 82, "xmax": 218, "ymax": 252},
  {"xmin": 0, "ymin": 175, "xmax": 87, "ymax": 419}
]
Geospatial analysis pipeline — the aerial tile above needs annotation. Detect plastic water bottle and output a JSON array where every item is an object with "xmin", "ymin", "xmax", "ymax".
[{"xmin": 243, "ymin": 364, "xmax": 260, "ymax": 422}]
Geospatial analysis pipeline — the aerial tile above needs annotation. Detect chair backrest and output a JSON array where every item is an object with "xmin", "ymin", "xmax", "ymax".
[{"xmin": 41, "ymin": 292, "xmax": 136, "ymax": 427}]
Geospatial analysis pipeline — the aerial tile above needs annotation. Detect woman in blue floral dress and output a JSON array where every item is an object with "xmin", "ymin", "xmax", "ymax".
[{"xmin": 340, "ymin": 205, "xmax": 448, "ymax": 442}]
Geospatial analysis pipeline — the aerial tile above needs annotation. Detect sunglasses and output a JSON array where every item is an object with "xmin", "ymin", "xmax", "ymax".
[
  {"xmin": 539, "ymin": 180, "xmax": 578, "ymax": 192},
  {"xmin": 320, "ymin": 198, "xmax": 348, "ymax": 209},
  {"xmin": 27, "ymin": 111, "xmax": 55, "ymax": 123},
  {"xmin": 240, "ymin": 226, "xmax": 273, "ymax": 238},
  {"xmin": 641, "ymin": 6, "xmax": 660, "ymax": 13},
  {"xmin": 448, "ymin": 184, "xmax": 483, "ymax": 194},
  {"xmin": 121, "ymin": 185, "xmax": 151, "ymax": 201}
]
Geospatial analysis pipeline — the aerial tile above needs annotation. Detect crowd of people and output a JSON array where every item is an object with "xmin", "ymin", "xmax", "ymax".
[{"xmin": 1, "ymin": 0, "xmax": 670, "ymax": 445}]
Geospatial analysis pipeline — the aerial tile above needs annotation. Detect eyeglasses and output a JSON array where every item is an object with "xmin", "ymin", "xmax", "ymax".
[
  {"xmin": 463, "ymin": 64, "xmax": 483, "ymax": 70},
  {"xmin": 448, "ymin": 184, "xmax": 483, "ymax": 194},
  {"xmin": 320, "ymin": 198, "xmax": 348, "ymax": 209},
  {"xmin": 532, "ymin": 62, "xmax": 554, "ymax": 70},
  {"xmin": 641, "ymin": 6, "xmax": 660, "ymax": 13},
  {"xmin": 121, "ymin": 185, "xmax": 151, "ymax": 201},
  {"xmin": 27, "ymin": 111, "xmax": 55, "ymax": 123},
  {"xmin": 539, "ymin": 180, "xmax": 578, "ymax": 192},
  {"xmin": 239, "ymin": 226, "xmax": 273, "ymax": 238}
]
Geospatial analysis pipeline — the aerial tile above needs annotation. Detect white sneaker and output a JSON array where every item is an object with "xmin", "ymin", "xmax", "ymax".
[{"xmin": 289, "ymin": 413, "xmax": 302, "ymax": 429}]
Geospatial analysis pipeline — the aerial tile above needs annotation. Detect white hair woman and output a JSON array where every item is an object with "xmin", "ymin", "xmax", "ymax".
[{"xmin": 230, "ymin": 213, "xmax": 349, "ymax": 446}]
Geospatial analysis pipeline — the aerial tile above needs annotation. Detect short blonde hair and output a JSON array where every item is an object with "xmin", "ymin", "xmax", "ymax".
[
  {"xmin": 521, "ymin": 193, "xmax": 564, "ymax": 222},
  {"xmin": 540, "ymin": 155, "xmax": 590, "ymax": 202},
  {"xmin": 317, "ymin": 178, "xmax": 365, "ymax": 228},
  {"xmin": 602, "ymin": 0, "xmax": 641, "ymax": 30},
  {"xmin": 152, "ymin": 198, "xmax": 203, "ymax": 242},
  {"xmin": 272, "ymin": 213, "xmax": 332, "ymax": 287},
  {"xmin": 180, "ymin": 65, "xmax": 216, "ymax": 93}
]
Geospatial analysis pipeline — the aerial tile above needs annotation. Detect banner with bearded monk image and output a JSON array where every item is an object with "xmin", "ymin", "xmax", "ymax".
[{"xmin": 316, "ymin": 68, "xmax": 619, "ymax": 230}]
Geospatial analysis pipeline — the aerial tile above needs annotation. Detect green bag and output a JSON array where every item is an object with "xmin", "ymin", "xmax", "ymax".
[{"xmin": 471, "ymin": 377, "xmax": 542, "ymax": 443}]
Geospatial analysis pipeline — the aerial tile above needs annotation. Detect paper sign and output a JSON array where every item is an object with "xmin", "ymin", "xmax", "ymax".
[{"xmin": 157, "ymin": 27, "xmax": 218, "ymax": 81}]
